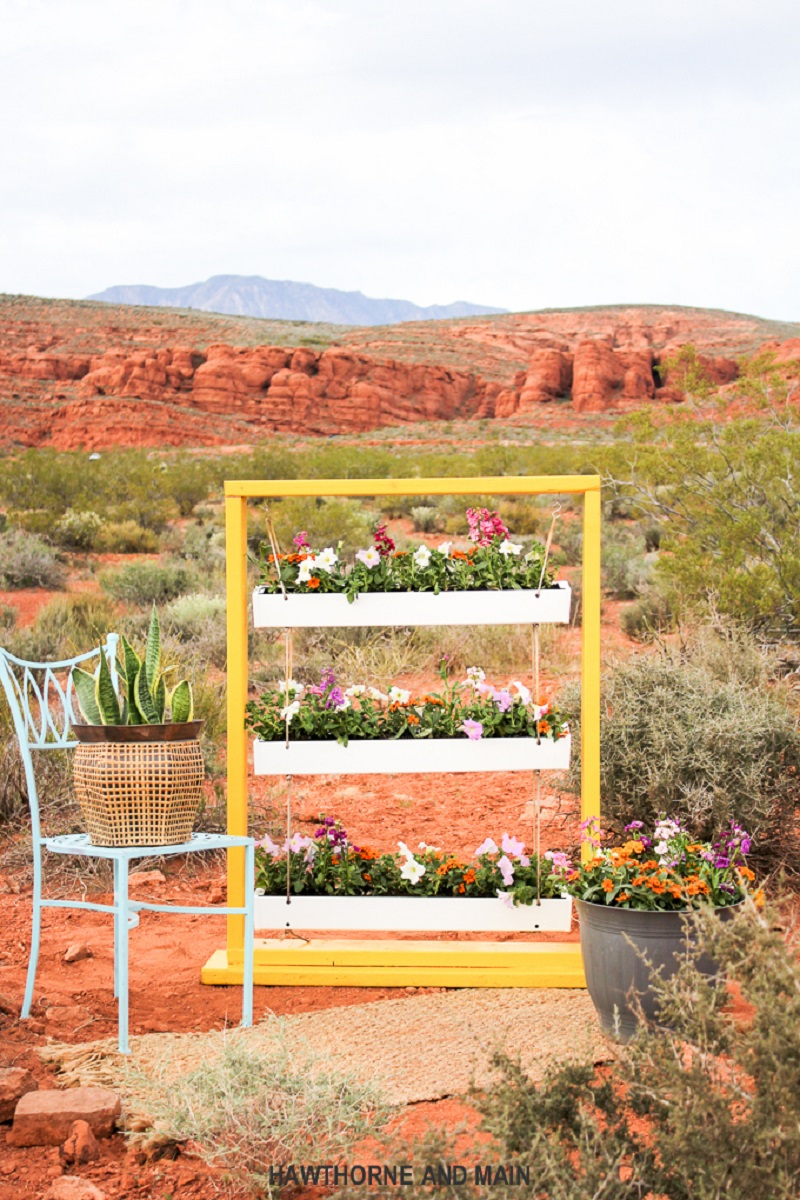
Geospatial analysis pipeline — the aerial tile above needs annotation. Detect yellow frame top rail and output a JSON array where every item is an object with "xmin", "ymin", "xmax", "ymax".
[{"xmin": 225, "ymin": 475, "xmax": 601, "ymax": 499}]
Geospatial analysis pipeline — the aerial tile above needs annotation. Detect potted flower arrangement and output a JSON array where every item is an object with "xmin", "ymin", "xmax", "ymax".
[
  {"xmin": 246, "ymin": 665, "xmax": 570, "ymax": 775},
  {"xmin": 254, "ymin": 818, "xmax": 574, "ymax": 932},
  {"xmin": 70, "ymin": 607, "xmax": 202, "ymax": 846},
  {"xmin": 567, "ymin": 815, "xmax": 762, "ymax": 1040},
  {"xmin": 253, "ymin": 508, "xmax": 571, "ymax": 627}
]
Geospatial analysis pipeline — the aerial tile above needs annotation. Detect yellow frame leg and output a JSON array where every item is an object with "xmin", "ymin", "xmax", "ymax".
[{"xmin": 202, "ymin": 475, "xmax": 601, "ymax": 989}]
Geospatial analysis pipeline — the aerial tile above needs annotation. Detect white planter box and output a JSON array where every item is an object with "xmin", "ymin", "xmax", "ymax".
[
  {"xmin": 254, "ymin": 892, "xmax": 573, "ymax": 933},
  {"xmin": 252, "ymin": 582, "xmax": 571, "ymax": 628},
  {"xmin": 253, "ymin": 732, "xmax": 570, "ymax": 775}
]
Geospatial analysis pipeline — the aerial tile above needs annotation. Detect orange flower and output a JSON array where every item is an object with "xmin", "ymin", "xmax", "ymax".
[
  {"xmin": 407, "ymin": 713, "xmax": 420, "ymax": 725},
  {"xmin": 602, "ymin": 879, "xmax": 614, "ymax": 893},
  {"xmin": 738, "ymin": 866, "xmax": 755, "ymax": 882},
  {"xmin": 393, "ymin": 550, "xmax": 408, "ymax": 558},
  {"xmin": 464, "ymin": 869, "xmax": 476, "ymax": 884},
  {"xmin": 306, "ymin": 578, "xmax": 320, "ymax": 589},
  {"xmin": 451, "ymin": 550, "xmax": 468, "ymax": 561},
  {"xmin": 754, "ymin": 889, "xmax": 765, "ymax": 908},
  {"xmin": 437, "ymin": 864, "xmax": 448, "ymax": 876},
  {"xmin": 458, "ymin": 883, "xmax": 466, "ymax": 894},
  {"xmin": 538, "ymin": 721, "xmax": 550, "ymax": 735},
  {"xmin": 616, "ymin": 893, "xmax": 630, "ymax": 903},
  {"xmin": 363, "ymin": 873, "xmax": 372, "ymax": 882}
]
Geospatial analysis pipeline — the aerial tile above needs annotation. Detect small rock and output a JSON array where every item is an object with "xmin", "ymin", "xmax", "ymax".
[
  {"xmin": 128, "ymin": 870, "xmax": 166, "ymax": 886},
  {"xmin": 42, "ymin": 1177, "xmax": 107, "ymax": 1200},
  {"xmin": 0, "ymin": 1066, "xmax": 37, "ymax": 1122},
  {"xmin": 0, "ymin": 993, "xmax": 18, "ymax": 1017},
  {"xmin": 45, "ymin": 1006, "xmax": 89, "ymax": 1027},
  {"xmin": 9, "ymin": 1087, "xmax": 121, "ymax": 1147},
  {"xmin": 60, "ymin": 1119, "xmax": 100, "ymax": 1165},
  {"xmin": 208, "ymin": 886, "xmax": 225, "ymax": 904},
  {"xmin": 64, "ymin": 944, "xmax": 92, "ymax": 965}
]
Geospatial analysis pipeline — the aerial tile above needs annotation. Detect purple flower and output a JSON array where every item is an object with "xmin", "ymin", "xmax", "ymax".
[
  {"xmin": 325, "ymin": 686, "xmax": 345, "ymax": 710},
  {"xmin": 459, "ymin": 719, "xmax": 484, "ymax": 741},
  {"xmin": 293, "ymin": 530, "xmax": 311, "ymax": 549},
  {"xmin": 624, "ymin": 820, "xmax": 644, "ymax": 832}
]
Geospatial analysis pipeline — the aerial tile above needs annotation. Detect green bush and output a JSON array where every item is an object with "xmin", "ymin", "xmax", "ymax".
[
  {"xmin": 99, "ymin": 561, "xmax": 198, "ymax": 606},
  {"xmin": 137, "ymin": 1028, "xmax": 391, "ymax": 1195},
  {"xmin": 563, "ymin": 636, "xmax": 800, "ymax": 873},
  {"xmin": 8, "ymin": 594, "xmax": 118, "ymax": 662},
  {"xmin": 410, "ymin": 505, "xmax": 440, "ymax": 533},
  {"xmin": 601, "ymin": 527, "xmax": 653, "ymax": 599},
  {"xmin": 0, "ymin": 530, "xmax": 66, "ymax": 589},
  {"xmin": 620, "ymin": 587, "xmax": 677, "ymax": 640},
  {"xmin": 163, "ymin": 593, "xmax": 228, "ymax": 669},
  {"xmin": 94, "ymin": 520, "xmax": 160, "ymax": 554},
  {"xmin": 53, "ymin": 509, "xmax": 103, "ymax": 550},
  {"xmin": 266, "ymin": 497, "xmax": 373, "ymax": 556},
  {"xmin": 0, "ymin": 604, "xmax": 16, "ymax": 634}
]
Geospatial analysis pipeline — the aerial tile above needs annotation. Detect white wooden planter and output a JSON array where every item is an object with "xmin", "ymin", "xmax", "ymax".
[
  {"xmin": 253, "ymin": 732, "xmax": 571, "ymax": 775},
  {"xmin": 252, "ymin": 581, "xmax": 571, "ymax": 628},
  {"xmin": 254, "ymin": 892, "xmax": 573, "ymax": 933}
]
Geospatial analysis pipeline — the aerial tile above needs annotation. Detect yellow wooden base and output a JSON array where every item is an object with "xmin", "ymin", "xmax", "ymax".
[{"xmin": 201, "ymin": 938, "xmax": 586, "ymax": 988}]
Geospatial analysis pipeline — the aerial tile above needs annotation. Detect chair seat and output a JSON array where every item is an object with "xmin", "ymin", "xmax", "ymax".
[{"xmin": 42, "ymin": 831, "xmax": 253, "ymax": 860}]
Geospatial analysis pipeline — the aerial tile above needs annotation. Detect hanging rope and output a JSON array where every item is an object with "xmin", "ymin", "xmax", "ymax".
[
  {"xmin": 532, "ymin": 622, "xmax": 541, "ymax": 744},
  {"xmin": 284, "ymin": 627, "xmax": 293, "ymax": 749},
  {"xmin": 285, "ymin": 772, "xmax": 293, "ymax": 904},
  {"xmin": 533, "ymin": 771, "xmax": 542, "ymax": 906},
  {"xmin": 264, "ymin": 506, "xmax": 288, "ymax": 601},
  {"xmin": 536, "ymin": 500, "xmax": 561, "ymax": 594}
]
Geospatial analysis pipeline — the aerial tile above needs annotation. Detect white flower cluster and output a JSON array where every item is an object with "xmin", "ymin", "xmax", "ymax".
[{"xmin": 297, "ymin": 546, "xmax": 339, "ymax": 583}]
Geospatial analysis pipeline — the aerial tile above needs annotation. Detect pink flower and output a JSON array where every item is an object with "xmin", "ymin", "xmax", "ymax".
[
  {"xmin": 260, "ymin": 834, "xmax": 282, "ymax": 859},
  {"xmin": 459, "ymin": 719, "xmax": 484, "ymax": 741},
  {"xmin": 475, "ymin": 837, "xmax": 498, "ymax": 856},
  {"xmin": 545, "ymin": 850, "xmax": 573, "ymax": 875},
  {"xmin": 501, "ymin": 833, "xmax": 526, "ymax": 858},
  {"xmin": 293, "ymin": 530, "xmax": 310, "ymax": 549},
  {"xmin": 498, "ymin": 855, "xmax": 515, "ymax": 886},
  {"xmin": 497, "ymin": 890, "xmax": 516, "ymax": 909},
  {"xmin": 492, "ymin": 688, "xmax": 513, "ymax": 713},
  {"xmin": 466, "ymin": 507, "xmax": 510, "ymax": 547}
]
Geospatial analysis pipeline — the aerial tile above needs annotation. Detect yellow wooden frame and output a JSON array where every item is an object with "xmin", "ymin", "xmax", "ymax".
[{"xmin": 201, "ymin": 475, "xmax": 601, "ymax": 988}]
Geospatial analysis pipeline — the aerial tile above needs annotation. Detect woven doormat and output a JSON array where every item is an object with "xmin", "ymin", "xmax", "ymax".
[{"xmin": 40, "ymin": 988, "xmax": 610, "ymax": 1120}]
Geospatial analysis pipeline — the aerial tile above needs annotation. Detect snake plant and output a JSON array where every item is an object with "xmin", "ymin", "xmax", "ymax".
[{"xmin": 72, "ymin": 606, "xmax": 194, "ymax": 725}]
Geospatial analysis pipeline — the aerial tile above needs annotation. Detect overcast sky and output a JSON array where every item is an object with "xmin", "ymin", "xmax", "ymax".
[{"xmin": 1, "ymin": 0, "xmax": 798, "ymax": 319}]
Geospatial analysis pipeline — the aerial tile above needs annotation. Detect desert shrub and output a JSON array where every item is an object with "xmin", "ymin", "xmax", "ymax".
[
  {"xmin": 601, "ymin": 527, "xmax": 653, "ymax": 599},
  {"xmin": 0, "ymin": 529, "xmax": 66, "ymax": 589},
  {"xmin": 163, "ymin": 593, "xmax": 228, "ymax": 669},
  {"xmin": 410, "ymin": 505, "xmax": 440, "ymax": 533},
  {"xmin": 137, "ymin": 1028, "xmax": 391, "ymax": 1196},
  {"xmin": 553, "ymin": 519, "xmax": 583, "ymax": 566},
  {"xmin": 0, "ymin": 604, "xmax": 16, "ymax": 634},
  {"xmin": 266, "ymin": 497, "xmax": 373, "ymax": 556},
  {"xmin": 53, "ymin": 509, "xmax": 103, "ymax": 550},
  {"xmin": 8, "ymin": 595, "xmax": 118, "ymax": 662},
  {"xmin": 605, "ymin": 410, "xmax": 800, "ymax": 637},
  {"xmin": 620, "ymin": 586, "xmax": 677, "ymax": 640},
  {"xmin": 175, "ymin": 523, "xmax": 226, "ymax": 573},
  {"xmin": 563, "ymin": 638, "xmax": 800, "ymax": 872},
  {"xmin": 99, "ymin": 560, "xmax": 198, "ymax": 606},
  {"xmin": 94, "ymin": 520, "xmax": 160, "ymax": 554}
]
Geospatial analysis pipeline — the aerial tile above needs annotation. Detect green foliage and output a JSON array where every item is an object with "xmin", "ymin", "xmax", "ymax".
[
  {"xmin": 0, "ymin": 529, "xmax": 66, "ymax": 589},
  {"xmin": 563, "ymin": 636, "xmax": 800, "ymax": 874},
  {"xmin": 94, "ymin": 520, "xmax": 160, "ymax": 554},
  {"xmin": 265, "ymin": 496, "xmax": 374, "ymax": 556},
  {"xmin": 619, "ymin": 586, "xmax": 677, "ymax": 640},
  {"xmin": 656, "ymin": 341, "xmax": 715, "ymax": 401},
  {"xmin": 410, "ymin": 505, "xmax": 441, "ymax": 533},
  {"xmin": 163, "ymin": 593, "xmax": 228, "ymax": 669},
  {"xmin": 605, "ymin": 411, "xmax": 800, "ymax": 636},
  {"xmin": 73, "ymin": 608, "xmax": 193, "ymax": 725},
  {"xmin": 53, "ymin": 508, "xmax": 103, "ymax": 550},
  {"xmin": 5, "ymin": 595, "xmax": 117, "ymax": 662},
  {"xmin": 99, "ymin": 560, "xmax": 198, "ymax": 606},
  {"xmin": 136, "ymin": 1027, "xmax": 392, "ymax": 1196},
  {"xmin": 601, "ymin": 526, "xmax": 653, "ymax": 599}
]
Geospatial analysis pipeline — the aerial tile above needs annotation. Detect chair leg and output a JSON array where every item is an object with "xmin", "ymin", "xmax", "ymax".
[
  {"xmin": 242, "ymin": 841, "xmax": 255, "ymax": 1029},
  {"xmin": 113, "ymin": 859, "xmax": 120, "ymax": 1000},
  {"xmin": 22, "ymin": 846, "xmax": 43, "ymax": 1020},
  {"xmin": 116, "ymin": 858, "xmax": 130, "ymax": 1054}
]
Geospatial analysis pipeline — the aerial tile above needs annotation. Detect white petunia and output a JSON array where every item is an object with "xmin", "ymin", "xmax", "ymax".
[
  {"xmin": 400, "ymin": 856, "xmax": 426, "ymax": 885},
  {"xmin": 498, "ymin": 539, "xmax": 523, "ymax": 557},
  {"xmin": 334, "ymin": 697, "xmax": 351, "ymax": 712},
  {"xmin": 345, "ymin": 685, "xmax": 366, "ymax": 697},
  {"xmin": 278, "ymin": 679, "xmax": 303, "ymax": 695},
  {"xmin": 397, "ymin": 841, "xmax": 414, "ymax": 859},
  {"xmin": 368, "ymin": 687, "xmax": 388, "ymax": 702},
  {"xmin": 279, "ymin": 700, "xmax": 301, "ymax": 722},
  {"xmin": 413, "ymin": 545, "xmax": 432, "ymax": 568},
  {"xmin": 297, "ymin": 560, "xmax": 314, "ymax": 583},
  {"xmin": 510, "ymin": 680, "xmax": 532, "ymax": 705},
  {"xmin": 437, "ymin": 541, "xmax": 453, "ymax": 558},
  {"xmin": 314, "ymin": 547, "xmax": 339, "ymax": 573},
  {"xmin": 356, "ymin": 547, "xmax": 381, "ymax": 568},
  {"xmin": 388, "ymin": 686, "xmax": 411, "ymax": 704}
]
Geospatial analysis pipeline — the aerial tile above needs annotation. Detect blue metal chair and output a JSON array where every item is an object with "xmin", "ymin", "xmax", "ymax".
[{"xmin": 0, "ymin": 636, "xmax": 255, "ymax": 1053}]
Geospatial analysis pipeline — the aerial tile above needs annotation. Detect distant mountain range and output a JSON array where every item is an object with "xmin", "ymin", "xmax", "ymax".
[{"xmin": 86, "ymin": 274, "xmax": 507, "ymax": 326}]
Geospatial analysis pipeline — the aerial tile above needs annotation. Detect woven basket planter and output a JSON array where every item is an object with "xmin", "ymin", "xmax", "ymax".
[{"xmin": 72, "ymin": 722, "xmax": 204, "ymax": 847}]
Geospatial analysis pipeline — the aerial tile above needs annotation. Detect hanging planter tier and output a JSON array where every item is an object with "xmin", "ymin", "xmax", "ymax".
[
  {"xmin": 255, "ymin": 893, "xmax": 573, "ymax": 933},
  {"xmin": 253, "ymin": 733, "xmax": 571, "ymax": 775},
  {"xmin": 253, "ymin": 581, "xmax": 571, "ymax": 628}
]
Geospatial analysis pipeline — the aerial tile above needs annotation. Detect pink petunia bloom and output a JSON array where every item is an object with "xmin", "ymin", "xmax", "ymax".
[
  {"xmin": 497, "ymin": 855, "xmax": 515, "ymax": 886},
  {"xmin": 474, "ymin": 837, "xmax": 498, "ymax": 856},
  {"xmin": 501, "ymin": 832, "xmax": 526, "ymax": 857},
  {"xmin": 260, "ymin": 834, "xmax": 282, "ymax": 859},
  {"xmin": 293, "ymin": 530, "xmax": 311, "ymax": 549},
  {"xmin": 497, "ymin": 890, "xmax": 516, "ymax": 909},
  {"xmin": 492, "ymin": 688, "xmax": 513, "ymax": 713},
  {"xmin": 459, "ymin": 719, "xmax": 484, "ymax": 741}
]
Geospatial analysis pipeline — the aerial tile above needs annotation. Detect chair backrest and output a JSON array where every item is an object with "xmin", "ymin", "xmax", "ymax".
[{"xmin": 0, "ymin": 635, "xmax": 119, "ymax": 840}]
